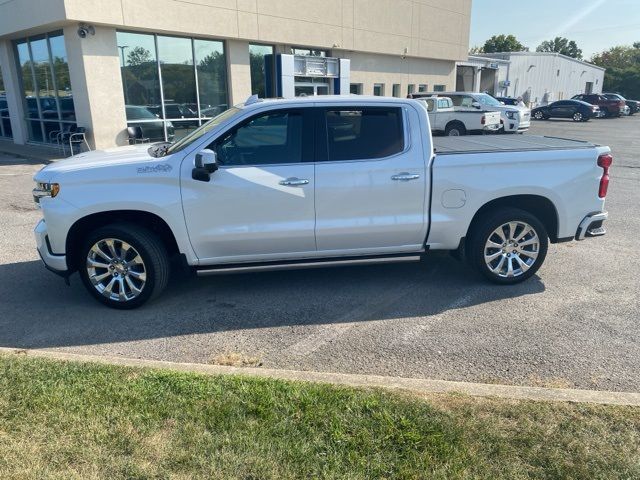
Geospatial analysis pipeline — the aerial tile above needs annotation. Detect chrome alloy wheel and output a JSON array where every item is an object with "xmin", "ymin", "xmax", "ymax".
[
  {"xmin": 86, "ymin": 238, "xmax": 147, "ymax": 302},
  {"xmin": 483, "ymin": 222, "xmax": 540, "ymax": 278}
]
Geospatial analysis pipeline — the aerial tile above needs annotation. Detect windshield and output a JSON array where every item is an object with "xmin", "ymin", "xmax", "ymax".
[
  {"xmin": 165, "ymin": 106, "xmax": 243, "ymax": 155},
  {"xmin": 477, "ymin": 94, "xmax": 503, "ymax": 107}
]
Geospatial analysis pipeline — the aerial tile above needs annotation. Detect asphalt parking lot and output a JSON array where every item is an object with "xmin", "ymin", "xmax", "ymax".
[{"xmin": 1, "ymin": 115, "xmax": 638, "ymax": 392}]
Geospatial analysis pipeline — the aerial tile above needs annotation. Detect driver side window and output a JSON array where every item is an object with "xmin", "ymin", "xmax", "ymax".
[{"xmin": 212, "ymin": 110, "xmax": 303, "ymax": 166}]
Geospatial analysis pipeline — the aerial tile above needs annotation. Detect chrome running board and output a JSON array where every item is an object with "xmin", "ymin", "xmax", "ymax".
[{"xmin": 196, "ymin": 254, "xmax": 422, "ymax": 276}]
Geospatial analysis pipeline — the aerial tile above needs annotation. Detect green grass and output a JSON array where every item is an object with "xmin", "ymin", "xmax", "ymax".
[{"xmin": 0, "ymin": 355, "xmax": 639, "ymax": 479}]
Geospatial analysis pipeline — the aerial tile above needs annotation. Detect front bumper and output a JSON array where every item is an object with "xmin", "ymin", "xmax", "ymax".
[
  {"xmin": 576, "ymin": 212, "xmax": 608, "ymax": 241},
  {"xmin": 35, "ymin": 219, "xmax": 68, "ymax": 274}
]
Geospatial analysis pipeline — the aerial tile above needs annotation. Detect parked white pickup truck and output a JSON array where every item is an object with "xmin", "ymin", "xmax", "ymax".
[
  {"xmin": 33, "ymin": 96, "xmax": 611, "ymax": 308},
  {"xmin": 411, "ymin": 92, "xmax": 531, "ymax": 133},
  {"xmin": 418, "ymin": 96, "xmax": 501, "ymax": 136}
]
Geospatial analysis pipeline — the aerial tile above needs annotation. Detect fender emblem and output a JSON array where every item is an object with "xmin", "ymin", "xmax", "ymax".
[{"xmin": 137, "ymin": 164, "xmax": 172, "ymax": 174}]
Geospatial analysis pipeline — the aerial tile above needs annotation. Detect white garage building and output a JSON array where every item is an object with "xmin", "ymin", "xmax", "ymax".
[{"xmin": 458, "ymin": 52, "xmax": 606, "ymax": 107}]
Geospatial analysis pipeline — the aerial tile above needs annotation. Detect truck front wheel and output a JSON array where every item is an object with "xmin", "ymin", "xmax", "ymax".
[
  {"xmin": 467, "ymin": 208, "xmax": 548, "ymax": 284},
  {"xmin": 78, "ymin": 223, "xmax": 170, "ymax": 309}
]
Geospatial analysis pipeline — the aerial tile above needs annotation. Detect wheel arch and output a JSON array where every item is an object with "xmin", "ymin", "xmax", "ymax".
[
  {"xmin": 445, "ymin": 120, "xmax": 466, "ymax": 134},
  {"xmin": 465, "ymin": 194, "xmax": 560, "ymax": 244},
  {"xmin": 65, "ymin": 210, "xmax": 180, "ymax": 272}
]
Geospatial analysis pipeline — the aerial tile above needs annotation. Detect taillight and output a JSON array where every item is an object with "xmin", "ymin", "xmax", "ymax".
[
  {"xmin": 598, "ymin": 153, "xmax": 613, "ymax": 198},
  {"xmin": 481, "ymin": 115, "xmax": 486, "ymax": 125}
]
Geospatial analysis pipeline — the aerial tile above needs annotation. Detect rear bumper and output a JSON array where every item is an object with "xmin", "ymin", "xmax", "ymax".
[
  {"xmin": 575, "ymin": 212, "xmax": 608, "ymax": 241},
  {"xmin": 35, "ymin": 219, "xmax": 69, "ymax": 274}
]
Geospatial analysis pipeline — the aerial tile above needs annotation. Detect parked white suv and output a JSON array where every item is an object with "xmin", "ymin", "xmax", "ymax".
[{"xmin": 34, "ymin": 96, "xmax": 610, "ymax": 308}]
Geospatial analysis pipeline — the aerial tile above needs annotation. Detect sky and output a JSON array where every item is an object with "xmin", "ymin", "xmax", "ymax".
[{"xmin": 470, "ymin": 0, "xmax": 640, "ymax": 59}]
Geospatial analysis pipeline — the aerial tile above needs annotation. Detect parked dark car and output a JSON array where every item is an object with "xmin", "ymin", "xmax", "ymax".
[
  {"xmin": 125, "ymin": 105, "xmax": 174, "ymax": 142},
  {"xmin": 572, "ymin": 93, "xmax": 625, "ymax": 117},
  {"xmin": 532, "ymin": 100, "xmax": 599, "ymax": 122},
  {"xmin": 603, "ymin": 93, "xmax": 638, "ymax": 115},
  {"xmin": 495, "ymin": 96, "xmax": 519, "ymax": 106}
]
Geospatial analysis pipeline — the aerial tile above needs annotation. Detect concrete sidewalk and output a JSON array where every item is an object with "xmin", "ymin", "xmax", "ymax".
[
  {"xmin": 3, "ymin": 347, "xmax": 639, "ymax": 407},
  {"xmin": 0, "ymin": 141, "xmax": 63, "ymax": 163}
]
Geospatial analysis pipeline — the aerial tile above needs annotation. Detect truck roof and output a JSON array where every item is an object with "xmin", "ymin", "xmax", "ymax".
[
  {"xmin": 241, "ymin": 95, "xmax": 416, "ymax": 110},
  {"xmin": 433, "ymin": 135, "xmax": 597, "ymax": 154}
]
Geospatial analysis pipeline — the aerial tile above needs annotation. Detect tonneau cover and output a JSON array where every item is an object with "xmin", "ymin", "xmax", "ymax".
[{"xmin": 433, "ymin": 135, "xmax": 597, "ymax": 154}]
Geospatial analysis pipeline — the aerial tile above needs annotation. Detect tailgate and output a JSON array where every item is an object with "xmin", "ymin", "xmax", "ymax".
[{"xmin": 485, "ymin": 111, "xmax": 501, "ymax": 126}]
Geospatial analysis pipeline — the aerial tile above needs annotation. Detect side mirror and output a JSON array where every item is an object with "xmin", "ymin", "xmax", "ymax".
[
  {"xmin": 192, "ymin": 149, "xmax": 218, "ymax": 182},
  {"xmin": 472, "ymin": 101, "xmax": 482, "ymax": 109}
]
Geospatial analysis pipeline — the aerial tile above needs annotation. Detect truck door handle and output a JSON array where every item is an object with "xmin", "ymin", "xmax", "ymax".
[
  {"xmin": 279, "ymin": 177, "xmax": 309, "ymax": 186},
  {"xmin": 391, "ymin": 173, "xmax": 420, "ymax": 181}
]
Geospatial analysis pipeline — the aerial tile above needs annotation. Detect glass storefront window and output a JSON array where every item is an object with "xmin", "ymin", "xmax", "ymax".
[
  {"xmin": 13, "ymin": 31, "xmax": 76, "ymax": 144},
  {"xmin": 0, "ymin": 69, "xmax": 12, "ymax": 138},
  {"xmin": 157, "ymin": 35, "xmax": 198, "ymax": 140},
  {"xmin": 249, "ymin": 44, "xmax": 274, "ymax": 98},
  {"xmin": 118, "ymin": 32, "xmax": 164, "ymax": 142},
  {"xmin": 117, "ymin": 32, "xmax": 228, "ymax": 143},
  {"xmin": 194, "ymin": 39, "xmax": 228, "ymax": 119}
]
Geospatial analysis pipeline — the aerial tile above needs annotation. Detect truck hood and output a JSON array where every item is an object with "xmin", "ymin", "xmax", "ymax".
[{"xmin": 34, "ymin": 144, "xmax": 166, "ymax": 181}]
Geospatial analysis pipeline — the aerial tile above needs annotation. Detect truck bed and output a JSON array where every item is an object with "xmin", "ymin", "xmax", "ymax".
[{"xmin": 433, "ymin": 135, "xmax": 596, "ymax": 154}]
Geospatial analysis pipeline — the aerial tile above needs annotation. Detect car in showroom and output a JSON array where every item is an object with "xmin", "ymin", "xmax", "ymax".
[
  {"xmin": 603, "ymin": 93, "xmax": 638, "ymax": 115},
  {"xmin": 531, "ymin": 99, "xmax": 601, "ymax": 122},
  {"xmin": 125, "ymin": 105, "xmax": 175, "ymax": 142}
]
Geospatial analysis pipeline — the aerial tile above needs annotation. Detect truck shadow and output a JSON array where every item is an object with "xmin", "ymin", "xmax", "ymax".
[{"xmin": 0, "ymin": 253, "xmax": 545, "ymax": 350}]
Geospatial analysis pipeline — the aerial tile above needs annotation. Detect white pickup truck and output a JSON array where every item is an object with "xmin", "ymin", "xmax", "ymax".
[
  {"xmin": 410, "ymin": 92, "xmax": 531, "ymax": 133},
  {"xmin": 33, "ymin": 96, "xmax": 611, "ymax": 309},
  {"xmin": 418, "ymin": 96, "xmax": 501, "ymax": 136}
]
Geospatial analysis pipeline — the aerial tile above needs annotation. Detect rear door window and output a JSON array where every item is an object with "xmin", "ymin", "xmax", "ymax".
[{"xmin": 323, "ymin": 107, "xmax": 404, "ymax": 161}]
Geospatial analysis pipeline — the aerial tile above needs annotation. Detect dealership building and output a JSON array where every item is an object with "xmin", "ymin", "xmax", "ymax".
[{"xmin": 0, "ymin": 0, "xmax": 471, "ymax": 150}]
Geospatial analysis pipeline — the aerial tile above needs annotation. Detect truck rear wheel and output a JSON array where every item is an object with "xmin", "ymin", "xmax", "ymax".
[
  {"xmin": 467, "ymin": 208, "xmax": 548, "ymax": 284},
  {"xmin": 445, "ymin": 122, "xmax": 467, "ymax": 136},
  {"xmin": 78, "ymin": 223, "xmax": 170, "ymax": 309}
]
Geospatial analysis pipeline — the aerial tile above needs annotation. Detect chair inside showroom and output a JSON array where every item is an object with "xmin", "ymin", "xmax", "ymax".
[
  {"xmin": 127, "ymin": 126, "xmax": 149, "ymax": 144},
  {"xmin": 68, "ymin": 127, "xmax": 90, "ymax": 156},
  {"xmin": 49, "ymin": 124, "xmax": 75, "ymax": 155}
]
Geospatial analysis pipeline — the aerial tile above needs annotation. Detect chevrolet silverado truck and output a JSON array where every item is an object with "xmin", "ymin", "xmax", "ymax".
[
  {"xmin": 33, "ymin": 96, "xmax": 611, "ymax": 309},
  {"xmin": 417, "ymin": 96, "xmax": 501, "ymax": 136}
]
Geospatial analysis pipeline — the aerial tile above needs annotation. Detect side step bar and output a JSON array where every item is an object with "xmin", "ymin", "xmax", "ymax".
[{"xmin": 196, "ymin": 254, "xmax": 423, "ymax": 276}]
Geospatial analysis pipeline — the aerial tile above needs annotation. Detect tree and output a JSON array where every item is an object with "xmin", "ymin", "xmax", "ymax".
[
  {"xmin": 536, "ymin": 37, "xmax": 582, "ymax": 59},
  {"xmin": 591, "ymin": 45, "xmax": 640, "ymax": 69},
  {"xmin": 590, "ymin": 43, "xmax": 640, "ymax": 99},
  {"xmin": 482, "ymin": 35, "xmax": 528, "ymax": 54},
  {"xmin": 469, "ymin": 45, "xmax": 484, "ymax": 55},
  {"xmin": 126, "ymin": 46, "xmax": 152, "ymax": 67}
]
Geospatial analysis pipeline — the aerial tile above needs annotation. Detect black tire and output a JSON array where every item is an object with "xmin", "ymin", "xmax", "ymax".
[
  {"xmin": 572, "ymin": 112, "xmax": 584, "ymax": 122},
  {"xmin": 533, "ymin": 111, "xmax": 546, "ymax": 120},
  {"xmin": 445, "ymin": 122, "xmax": 467, "ymax": 136},
  {"xmin": 78, "ymin": 223, "xmax": 170, "ymax": 309},
  {"xmin": 467, "ymin": 208, "xmax": 548, "ymax": 285}
]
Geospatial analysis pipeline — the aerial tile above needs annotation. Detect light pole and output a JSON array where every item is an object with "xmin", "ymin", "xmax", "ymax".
[{"xmin": 118, "ymin": 45, "xmax": 129, "ymax": 104}]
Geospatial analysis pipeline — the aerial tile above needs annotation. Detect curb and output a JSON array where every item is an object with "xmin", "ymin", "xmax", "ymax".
[{"xmin": 2, "ymin": 347, "xmax": 639, "ymax": 406}]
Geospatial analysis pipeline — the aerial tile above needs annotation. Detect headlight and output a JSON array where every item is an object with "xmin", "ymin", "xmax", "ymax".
[
  {"xmin": 505, "ymin": 111, "xmax": 516, "ymax": 120},
  {"xmin": 33, "ymin": 182, "xmax": 60, "ymax": 203}
]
